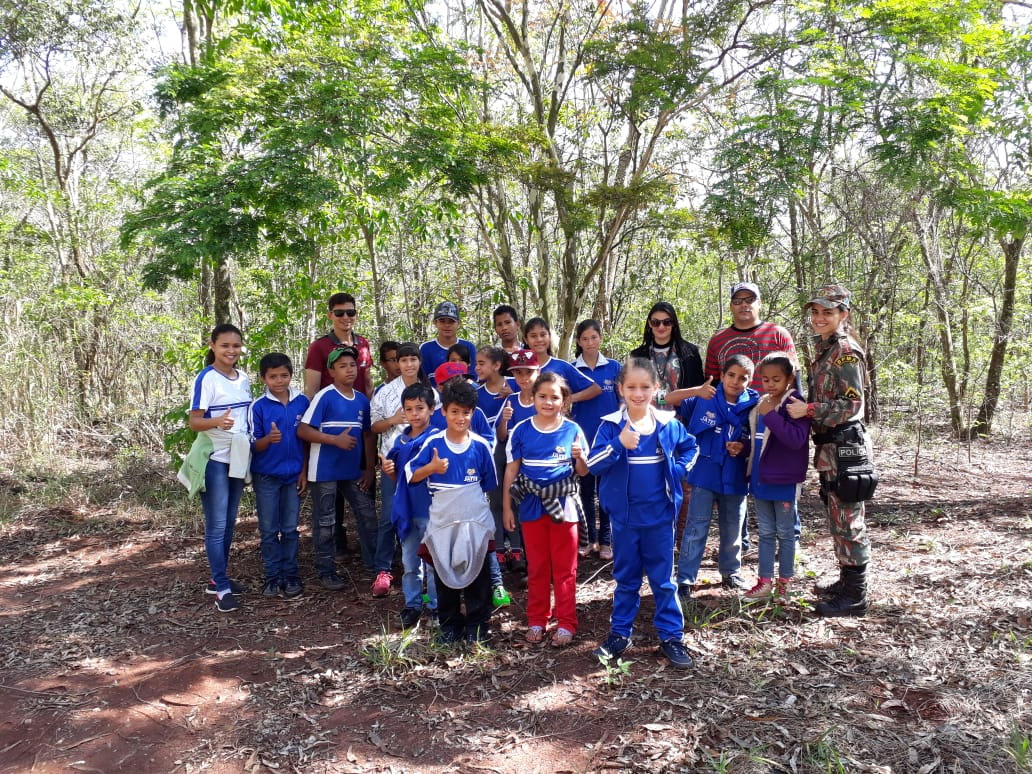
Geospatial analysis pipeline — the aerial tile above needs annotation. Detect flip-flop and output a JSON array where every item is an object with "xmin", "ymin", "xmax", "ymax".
[
  {"xmin": 551, "ymin": 627, "xmax": 574, "ymax": 647},
  {"xmin": 525, "ymin": 626, "xmax": 545, "ymax": 643}
]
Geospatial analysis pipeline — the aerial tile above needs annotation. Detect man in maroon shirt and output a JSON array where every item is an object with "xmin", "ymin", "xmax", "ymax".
[
  {"xmin": 305, "ymin": 293, "xmax": 374, "ymax": 399},
  {"xmin": 704, "ymin": 282, "xmax": 799, "ymax": 556}
]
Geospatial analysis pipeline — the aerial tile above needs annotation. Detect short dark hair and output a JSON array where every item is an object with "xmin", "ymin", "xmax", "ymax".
[
  {"xmin": 722, "ymin": 353, "xmax": 755, "ymax": 374},
  {"xmin": 446, "ymin": 343, "xmax": 471, "ymax": 364},
  {"xmin": 259, "ymin": 352, "xmax": 293, "ymax": 377},
  {"xmin": 401, "ymin": 382, "xmax": 436, "ymax": 410},
  {"xmin": 328, "ymin": 292, "xmax": 355, "ymax": 309},
  {"xmin": 441, "ymin": 378, "xmax": 478, "ymax": 410},
  {"xmin": 379, "ymin": 340, "xmax": 400, "ymax": 360},
  {"xmin": 478, "ymin": 346, "xmax": 509, "ymax": 373},
  {"xmin": 493, "ymin": 304, "xmax": 520, "ymax": 323}
]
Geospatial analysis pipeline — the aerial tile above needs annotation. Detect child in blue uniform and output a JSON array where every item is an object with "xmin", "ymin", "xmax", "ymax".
[
  {"xmin": 298, "ymin": 346, "xmax": 377, "ymax": 590},
  {"xmin": 406, "ymin": 379, "xmax": 498, "ymax": 645},
  {"xmin": 475, "ymin": 346, "xmax": 515, "ymax": 425},
  {"xmin": 249, "ymin": 353, "xmax": 309, "ymax": 599},
  {"xmin": 502, "ymin": 373, "xmax": 589, "ymax": 647},
  {"xmin": 743, "ymin": 353, "xmax": 811, "ymax": 600},
  {"xmin": 676, "ymin": 354, "xmax": 759, "ymax": 596},
  {"xmin": 188, "ymin": 323, "xmax": 252, "ymax": 613},
  {"xmin": 522, "ymin": 317, "xmax": 601, "ymax": 405},
  {"xmin": 570, "ymin": 319, "xmax": 621, "ymax": 559},
  {"xmin": 587, "ymin": 358, "xmax": 698, "ymax": 668},
  {"xmin": 382, "ymin": 383, "xmax": 439, "ymax": 629}
]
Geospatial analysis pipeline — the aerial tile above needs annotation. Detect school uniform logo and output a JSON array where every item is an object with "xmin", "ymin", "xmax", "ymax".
[
  {"xmin": 464, "ymin": 467, "xmax": 478, "ymax": 483},
  {"xmin": 701, "ymin": 411, "xmax": 717, "ymax": 427},
  {"xmin": 553, "ymin": 445, "xmax": 566, "ymax": 459}
]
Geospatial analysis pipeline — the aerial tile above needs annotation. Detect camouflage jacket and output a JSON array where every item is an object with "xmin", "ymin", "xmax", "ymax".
[{"xmin": 807, "ymin": 332, "xmax": 866, "ymax": 473}]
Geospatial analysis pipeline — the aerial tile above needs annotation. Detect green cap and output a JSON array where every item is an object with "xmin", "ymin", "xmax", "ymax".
[
  {"xmin": 327, "ymin": 345, "xmax": 358, "ymax": 369},
  {"xmin": 807, "ymin": 283, "xmax": 851, "ymax": 310}
]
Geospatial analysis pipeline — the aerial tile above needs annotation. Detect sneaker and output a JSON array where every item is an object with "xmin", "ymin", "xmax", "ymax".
[
  {"xmin": 776, "ymin": 577, "xmax": 792, "ymax": 600},
  {"xmin": 721, "ymin": 575, "xmax": 747, "ymax": 592},
  {"xmin": 433, "ymin": 629, "xmax": 460, "ymax": 648},
  {"xmin": 676, "ymin": 584, "xmax": 694, "ymax": 605},
  {"xmin": 492, "ymin": 585, "xmax": 511, "ymax": 608},
  {"xmin": 320, "ymin": 573, "xmax": 346, "ymax": 591},
  {"xmin": 744, "ymin": 578, "xmax": 774, "ymax": 600},
  {"xmin": 371, "ymin": 571, "xmax": 393, "ymax": 597},
  {"xmin": 465, "ymin": 626, "xmax": 490, "ymax": 645},
  {"xmin": 426, "ymin": 609, "xmax": 440, "ymax": 630},
  {"xmin": 400, "ymin": 607, "xmax": 422, "ymax": 630},
  {"xmin": 508, "ymin": 549, "xmax": 527, "ymax": 574},
  {"xmin": 214, "ymin": 592, "xmax": 239, "ymax": 612},
  {"xmin": 206, "ymin": 579, "xmax": 246, "ymax": 595},
  {"xmin": 593, "ymin": 632, "xmax": 631, "ymax": 660},
  {"xmin": 283, "ymin": 578, "xmax": 304, "ymax": 598},
  {"xmin": 262, "ymin": 579, "xmax": 283, "ymax": 598},
  {"xmin": 659, "ymin": 638, "xmax": 694, "ymax": 669},
  {"xmin": 599, "ymin": 544, "xmax": 613, "ymax": 561}
]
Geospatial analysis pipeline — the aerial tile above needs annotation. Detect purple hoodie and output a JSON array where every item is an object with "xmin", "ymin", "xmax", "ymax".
[{"xmin": 747, "ymin": 389, "xmax": 811, "ymax": 485}]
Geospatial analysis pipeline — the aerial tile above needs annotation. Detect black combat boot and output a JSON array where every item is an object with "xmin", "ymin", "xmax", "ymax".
[
  {"xmin": 815, "ymin": 564, "xmax": 868, "ymax": 617},
  {"xmin": 815, "ymin": 567, "xmax": 846, "ymax": 597}
]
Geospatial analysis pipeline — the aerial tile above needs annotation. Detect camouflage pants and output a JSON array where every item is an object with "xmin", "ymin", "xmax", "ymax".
[{"xmin": 821, "ymin": 473, "xmax": 871, "ymax": 567}]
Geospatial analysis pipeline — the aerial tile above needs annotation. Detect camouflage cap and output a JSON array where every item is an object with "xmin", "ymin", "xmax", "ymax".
[{"xmin": 807, "ymin": 284, "xmax": 851, "ymax": 310}]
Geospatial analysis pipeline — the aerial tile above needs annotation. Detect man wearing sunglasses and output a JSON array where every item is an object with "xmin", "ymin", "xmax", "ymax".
[{"xmin": 305, "ymin": 293, "xmax": 374, "ymax": 400}]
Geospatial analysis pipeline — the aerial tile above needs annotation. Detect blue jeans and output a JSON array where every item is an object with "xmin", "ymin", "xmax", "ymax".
[
  {"xmin": 579, "ymin": 473, "xmax": 611, "ymax": 546},
  {"xmin": 610, "ymin": 520, "xmax": 682, "ymax": 641},
  {"xmin": 755, "ymin": 498, "xmax": 797, "ymax": 579},
  {"xmin": 253, "ymin": 472, "xmax": 301, "ymax": 583},
  {"xmin": 310, "ymin": 479, "xmax": 377, "ymax": 576},
  {"xmin": 374, "ymin": 472, "xmax": 398, "ymax": 573},
  {"xmin": 676, "ymin": 487, "xmax": 746, "ymax": 586},
  {"xmin": 201, "ymin": 460, "xmax": 245, "ymax": 593},
  {"xmin": 400, "ymin": 517, "xmax": 438, "ymax": 611}
]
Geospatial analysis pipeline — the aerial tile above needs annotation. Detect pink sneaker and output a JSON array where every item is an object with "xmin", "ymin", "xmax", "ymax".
[
  {"xmin": 776, "ymin": 577, "xmax": 793, "ymax": 600},
  {"xmin": 744, "ymin": 578, "xmax": 774, "ymax": 599},
  {"xmin": 371, "ymin": 571, "xmax": 393, "ymax": 597}
]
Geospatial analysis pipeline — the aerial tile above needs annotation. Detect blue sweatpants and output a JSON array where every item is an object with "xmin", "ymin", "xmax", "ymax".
[{"xmin": 609, "ymin": 520, "xmax": 683, "ymax": 642}]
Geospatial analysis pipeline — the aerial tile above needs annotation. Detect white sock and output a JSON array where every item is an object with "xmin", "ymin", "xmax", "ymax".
[{"xmin": 216, "ymin": 589, "xmax": 229, "ymax": 599}]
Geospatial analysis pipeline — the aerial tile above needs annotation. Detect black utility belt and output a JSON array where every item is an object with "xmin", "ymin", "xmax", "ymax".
[{"xmin": 816, "ymin": 420, "xmax": 879, "ymax": 503}]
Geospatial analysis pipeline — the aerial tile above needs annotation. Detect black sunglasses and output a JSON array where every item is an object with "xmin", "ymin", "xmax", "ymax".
[
  {"xmin": 332, "ymin": 309, "xmax": 357, "ymax": 317},
  {"xmin": 649, "ymin": 318, "xmax": 673, "ymax": 328}
]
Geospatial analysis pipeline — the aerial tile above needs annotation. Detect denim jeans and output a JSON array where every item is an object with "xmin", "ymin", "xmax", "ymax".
[
  {"xmin": 201, "ymin": 460, "xmax": 246, "ymax": 592},
  {"xmin": 311, "ymin": 479, "xmax": 377, "ymax": 576},
  {"xmin": 579, "ymin": 473, "xmax": 611, "ymax": 546},
  {"xmin": 754, "ymin": 498, "xmax": 797, "ymax": 579},
  {"xmin": 400, "ymin": 517, "xmax": 438, "ymax": 610},
  {"xmin": 374, "ymin": 472, "xmax": 398, "ymax": 573},
  {"xmin": 676, "ymin": 486, "xmax": 746, "ymax": 586},
  {"xmin": 253, "ymin": 472, "xmax": 301, "ymax": 583}
]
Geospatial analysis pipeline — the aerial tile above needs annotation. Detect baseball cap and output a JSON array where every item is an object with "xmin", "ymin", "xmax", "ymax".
[
  {"xmin": 730, "ymin": 282, "xmax": 761, "ymax": 300},
  {"xmin": 433, "ymin": 301, "xmax": 460, "ymax": 321},
  {"xmin": 807, "ymin": 283, "xmax": 851, "ymax": 310},
  {"xmin": 433, "ymin": 361, "xmax": 472, "ymax": 385},
  {"xmin": 508, "ymin": 349, "xmax": 540, "ymax": 370},
  {"xmin": 327, "ymin": 345, "xmax": 359, "ymax": 369}
]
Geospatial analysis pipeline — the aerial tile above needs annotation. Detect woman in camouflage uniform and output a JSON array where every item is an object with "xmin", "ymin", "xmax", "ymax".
[{"xmin": 787, "ymin": 284, "xmax": 871, "ymax": 617}]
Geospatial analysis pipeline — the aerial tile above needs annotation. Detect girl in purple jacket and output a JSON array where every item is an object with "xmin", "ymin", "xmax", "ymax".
[{"xmin": 744, "ymin": 353, "xmax": 811, "ymax": 600}]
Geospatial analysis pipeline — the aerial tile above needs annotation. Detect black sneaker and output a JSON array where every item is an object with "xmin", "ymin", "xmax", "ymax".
[
  {"xmin": 659, "ymin": 638, "xmax": 694, "ymax": 669},
  {"xmin": 214, "ymin": 592, "xmax": 239, "ymax": 613},
  {"xmin": 206, "ymin": 579, "xmax": 247, "ymax": 595},
  {"xmin": 465, "ymin": 625, "xmax": 490, "ymax": 645},
  {"xmin": 721, "ymin": 575, "xmax": 747, "ymax": 591},
  {"xmin": 283, "ymin": 578, "xmax": 304, "ymax": 598},
  {"xmin": 400, "ymin": 607, "xmax": 422, "ymax": 630},
  {"xmin": 676, "ymin": 584, "xmax": 694, "ymax": 605},
  {"xmin": 433, "ymin": 629, "xmax": 461, "ymax": 648},
  {"xmin": 593, "ymin": 632, "xmax": 631, "ymax": 660},
  {"xmin": 320, "ymin": 573, "xmax": 346, "ymax": 591},
  {"xmin": 262, "ymin": 579, "xmax": 283, "ymax": 598}
]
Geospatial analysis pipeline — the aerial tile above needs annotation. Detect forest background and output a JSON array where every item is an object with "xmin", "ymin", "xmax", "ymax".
[{"xmin": 1, "ymin": 0, "xmax": 1031, "ymax": 455}]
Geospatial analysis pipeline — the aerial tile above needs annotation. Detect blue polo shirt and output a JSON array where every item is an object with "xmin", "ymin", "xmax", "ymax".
[
  {"xmin": 421, "ymin": 338, "xmax": 478, "ymax": 384},
  {"xmin": 429, "ymin": 404, "xmax": 496, "ymax": 450},
  {"xmin": 505, "ymin": 416, "xmax": 587, "ymax": 523},
  {"xmin": 405, "ymin": 429, "xmax": 498, "ymax": 495},
  {"xmin": 476, "ymin": 378, "xmax": 518, "ymax": 425},
  {"xmin": 301, "ymin": 385, "xmax": 371, "ymax": 482},
  {"xmin": 571, "ymin": 354, "xmax": 621, "ymax": 445},
  {"xmin": 249, "ymin": 388, "xmax": 310, "ymax": 479},
  {"xmin": 498, "ymin": 393, "xmax": 537, "ymax": 436},
  {"xmin": 538, "ymin": 356, "xmax": 597, "ymax": 394}
]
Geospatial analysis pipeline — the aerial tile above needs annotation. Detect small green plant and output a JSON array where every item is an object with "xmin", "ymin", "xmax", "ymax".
[
  {"xmin": 1007, "ymin": 725, "xmax": 1031, "ymax": 771},
  {"xmin": 362, "ymin": 626, "xmax": 419, "ymax": 674},
  {"xmin": 803, "ymin": 730, "xmax": 848, "ymax": 773},
  {"xmin": 597, "ymin": 653, "xmax": 633, "ymax": 687},
  {"xmin": 705, "ymin": 749, "xmax": 733, "ymax": 773}
]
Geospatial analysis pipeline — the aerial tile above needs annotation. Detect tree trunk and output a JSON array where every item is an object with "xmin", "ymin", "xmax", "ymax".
[
  {"xmin": 973, "ymin": 235, "xmax": 1024, "ymax": 435},
  {"xmin": 213, "ymin": 257, "xmax": 233, "ymax": 325}
]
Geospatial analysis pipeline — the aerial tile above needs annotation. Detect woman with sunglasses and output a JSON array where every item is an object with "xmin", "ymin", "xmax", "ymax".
[
  {"xmin": 630, "ymin": 302, "xmax": 714, "ymax": 408},
  {"xmin": 304, "ymin": 292, "xmax": 374, "ymax": 400}
]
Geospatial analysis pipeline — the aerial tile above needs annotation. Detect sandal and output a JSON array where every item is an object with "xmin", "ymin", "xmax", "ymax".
[
  {"xmin": 525, "ymin": 626, "xmax": 545, "ymax": 643},
  {"xmin": 551, "ymin": 627, "xmax": 574, "ymax": 647}
]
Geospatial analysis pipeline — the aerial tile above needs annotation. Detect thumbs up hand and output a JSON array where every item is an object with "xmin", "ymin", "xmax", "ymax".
[
  {"xmin": 618, "ymin": 419, "xmax": 640, "ymax": 450},
  {"xmin": 429, "ymin": 447, "xmax": 449, "ymax": 474},
  {"xmin": 380, "ymin": 453, "xmax": 395, "ymax": 477},
  {"xmin": 696, "ymin": 376, "xmax": 716, "ymax": 400},
  {"xmin": 501, "ymin": 402, "xmax": 514, "ymax": 425},
  {"xmin": 335, "ymin": 427, "xmax": 358, "ymax": 450},
  {"xmin": 268, "ymin": 421, "xmax": 282, "ymax": 444},
  {"xmin": 217, "ymin": 407, "xmax": 234, "ymax": 430}
]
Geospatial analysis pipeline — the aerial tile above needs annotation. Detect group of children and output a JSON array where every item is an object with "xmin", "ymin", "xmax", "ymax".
[{"xmin": 186, "ymin": 305, "xmax": 812, "ymax": 668}]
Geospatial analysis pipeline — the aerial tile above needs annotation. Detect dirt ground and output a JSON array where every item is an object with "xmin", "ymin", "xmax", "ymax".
[{"xmin": 1, "ymin": 428, "xmax": 1030, "ymax": 773}]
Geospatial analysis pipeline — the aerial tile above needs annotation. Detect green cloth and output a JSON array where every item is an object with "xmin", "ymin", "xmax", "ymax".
[{"xmin": 177, "ymin": 433, "xmax": 214, "ymax": 497}]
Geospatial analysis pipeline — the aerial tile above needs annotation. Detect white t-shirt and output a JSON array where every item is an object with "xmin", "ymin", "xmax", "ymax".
[{"xmin": 191, "ymin": 366, "xmax": 252, "ymax": 464}]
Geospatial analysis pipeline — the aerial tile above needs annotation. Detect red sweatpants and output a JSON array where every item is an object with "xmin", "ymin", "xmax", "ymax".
[{"xmin": 522, "ymin": 517, "xmax": 578, "ymax": 633}]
